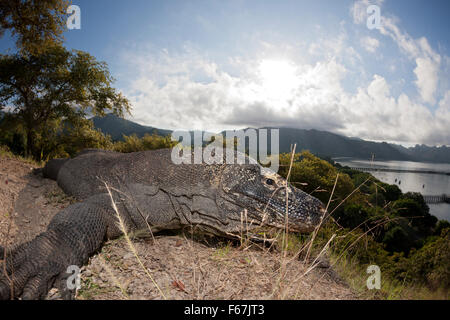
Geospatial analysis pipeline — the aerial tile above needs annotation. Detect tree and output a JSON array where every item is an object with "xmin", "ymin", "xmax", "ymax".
[
  {"xmin": 382, "ymin": 225, "xmax": 415, "ymax": 253},
  {"xmin": 381, "ymin": 183, "xmax": 402, "ymax": 202},
  {"xmin": 406, "ymin": 228, "xmax": 450, "ymax": 289},
  {"xmin": 0, "ymin": 45, "xmax": 131, "ymax": 160},
  {"xmin": 38, "ymin": 117, "xmax": 114, "ymax": 160},
  {"xmin": 336, "ymin": 204, "xmax": 370, "ymax": 230},
  {"xmin": 434, "ymin": 220, "xmax": 450, "ymax": 236},
  {"xmin": 279, "ymin": 151, "xmax": 354, "ymax": 204},
  {"xmin": 0, "ymin": 0, "xmax": 69, "ymax": 56},
  {"xmin": 401, "ymin": 192, "xmax": 430, "ymax": 215},
  {"xmin": 393, "ymin": 196, "xmax": 437, "ymax": 237},
  {"xmin": 113, "ymin": 133, "xmax": 177, "ymax": 153}
]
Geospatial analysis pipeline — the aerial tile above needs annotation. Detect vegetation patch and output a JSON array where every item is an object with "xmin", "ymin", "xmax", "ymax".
[{"xmin": 277, "ymin": 152, "xmax": 449, "ymax": 299}]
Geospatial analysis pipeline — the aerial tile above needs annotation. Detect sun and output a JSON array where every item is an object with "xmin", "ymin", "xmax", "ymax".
[{"xmin": 258, "ymin": 59, "xmax": 298, "ymax": 100}]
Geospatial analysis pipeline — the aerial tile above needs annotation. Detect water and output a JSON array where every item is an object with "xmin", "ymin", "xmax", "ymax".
[{"xmin": 334, "ymin": 158, "xmax": 450, "ymax": 222}]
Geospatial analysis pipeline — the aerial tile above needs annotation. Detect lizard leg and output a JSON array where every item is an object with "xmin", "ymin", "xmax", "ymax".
[{"xmin": 0, "ymin": 193, "xmax": 128, "ymax": 300}]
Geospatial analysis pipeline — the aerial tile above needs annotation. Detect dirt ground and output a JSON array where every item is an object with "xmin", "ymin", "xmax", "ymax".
[{"xmin": 0, "ymin": 155, "xmax": 357, "ymax": 300}]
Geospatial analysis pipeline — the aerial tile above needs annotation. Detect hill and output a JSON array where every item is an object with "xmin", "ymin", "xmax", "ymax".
[
  {"xmin": 261, "ymin": 127, "xmax": 410, "ymax": 161},
  {"xmin": 91, "ymin": 114, "xmax": 172, "ymax": 140},
  {"xmin": 88, "ymin": 115, "xmax": 450, "ymax": 163},
  {"xmin": 219, "ymin": 127, "xmax": 449, "ymax": 162},
  {"xmin": 390, "ymin": 143, "xmax": 450, "ymax": 163}
]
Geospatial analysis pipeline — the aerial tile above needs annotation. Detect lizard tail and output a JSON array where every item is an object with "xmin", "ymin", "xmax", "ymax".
[{"xmin": 42, "ymin": 158, "xmax": 69, "ymax": 181}]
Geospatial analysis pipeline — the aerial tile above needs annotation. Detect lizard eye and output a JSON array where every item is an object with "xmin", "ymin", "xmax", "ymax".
[{"xmin": 266, "ymin": 178, "xmax": 275, "ymax": 186}]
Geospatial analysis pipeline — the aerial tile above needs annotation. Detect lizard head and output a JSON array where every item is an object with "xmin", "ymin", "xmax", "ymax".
[{"xmin": 219, "ymin": 163, "xmax": 326, "ymax": 234}]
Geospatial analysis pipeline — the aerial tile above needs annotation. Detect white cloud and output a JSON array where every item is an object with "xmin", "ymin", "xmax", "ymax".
[
  {"xmin": 413, "ymin": 57, "xmax": 440, "ymax": 105},
  {"xmin": 351, "ymin": 0, "xmax": 443, "ymax": 105},
  {"xmin": 346, "ymin": 77, "xmax": 436, "ymax": 144},
  {"xmin": 308, "ymin": 28, "xmax": 362, "ymax": 67},
  {"xmin": 378, "ymin": 12, "xmax": 441, "ymax": 104},
  {"xmin": 120, "ymin": 46, "xmax": 449, "ymax": 145},
  {"xmin": 360, "ymin": 36, "xmax": 380, "ymax": 53},
  {"xmin": 434, "ymin": 91, "xmax": 450, "ymax": 144}
]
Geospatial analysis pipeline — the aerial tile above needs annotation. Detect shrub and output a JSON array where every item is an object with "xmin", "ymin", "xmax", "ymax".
[
  {"xmin": 405, "ymin": 228, "xmax": 450, "ymax": 290},
  {"xmin": 393, "ymin": 197, "xmax": 437, "ymax": 237},
  {"xmin": 113, "ymin": 133, "xmax": 176, "ymax": 153},
  {"xmin": 382, "ymin": 225, "xmax": 416, "ymax": 253},
  {"xmin": 381, "ymin": 183, "xmax": 402, "ymax": 202},
  {"xmin": 279, "ymin": 151, "xmax": 354, "ymax": 205},
  {"xmin": 434, "ymin": 220, "xmax": 450, "ymax": 236},
  {"xmin": 335, "ymin": 204, "xmax": 370, "ymax": 230}
]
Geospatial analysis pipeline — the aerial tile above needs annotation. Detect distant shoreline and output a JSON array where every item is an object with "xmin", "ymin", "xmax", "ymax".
[
  {"xmin": 332, "ymin": 157, "xmax": 450, "ymax": 167},
  {"xmin": 340, "ymin": 166, "xmax": 450, "ymax": 176}
]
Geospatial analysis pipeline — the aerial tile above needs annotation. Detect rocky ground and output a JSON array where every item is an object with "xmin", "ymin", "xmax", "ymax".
[{"xmin": 0, "ymin": 155, "xmax": 357, "ymax": 300}]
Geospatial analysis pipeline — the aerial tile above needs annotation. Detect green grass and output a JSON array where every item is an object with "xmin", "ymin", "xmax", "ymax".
[
  {"xmin": 328, "ymin": 250, "xmax": 449, "ymax": 300},
  {"xmin": 290, "ymin": 222, "xmax": 449, "ymax": 300},
  {"xmin": 212, "ymin": 242, "xmax": 232, "ymax": 259},
  {"xmin": 77, "ymin": 276, "xmax": 117, "ymax": 300}
]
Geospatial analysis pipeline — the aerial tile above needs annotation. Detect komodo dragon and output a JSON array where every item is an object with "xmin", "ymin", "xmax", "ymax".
[{"xmin": 0, "ymin": 148, "xmax": 325, "ymax": 300}]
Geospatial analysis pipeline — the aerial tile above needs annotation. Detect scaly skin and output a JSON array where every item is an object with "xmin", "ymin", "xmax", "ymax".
[{"xmin": 0, "ymin": 148, "xmax": 325, "ymax": 299}]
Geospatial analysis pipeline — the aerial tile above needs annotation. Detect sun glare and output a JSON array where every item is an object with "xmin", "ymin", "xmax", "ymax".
[{"xmin": 258, "ymin": 59, "xmax": 298, "ymax": 100}]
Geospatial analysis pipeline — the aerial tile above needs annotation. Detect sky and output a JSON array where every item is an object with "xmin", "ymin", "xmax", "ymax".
[{"xmin": 1, "ymin": 0, "xmax": 450, "ymax": 147}]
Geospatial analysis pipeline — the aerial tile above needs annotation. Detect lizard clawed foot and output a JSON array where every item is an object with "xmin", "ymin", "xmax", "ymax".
[{"xmin": 0, "ymin": 234, "xmax": 78, "ymax": 300}]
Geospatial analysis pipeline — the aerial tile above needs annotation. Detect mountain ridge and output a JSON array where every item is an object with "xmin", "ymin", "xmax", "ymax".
[
  {"xmin": 91, "ymin": 114, "xmax": 172, "ymax": 140},
  {"xmin": 89, "ymin": 114, "xmax": 450, "ymax": 164}
]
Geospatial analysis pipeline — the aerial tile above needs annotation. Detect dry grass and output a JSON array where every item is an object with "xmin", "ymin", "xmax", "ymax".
[
  {"xmin": 102, "ymin": 180, "xmax": 167, "ymax": 299},
  {"xmin": 76, "ymin": 234, "xmax": 355, "ymax": 300},
  {"xmin": 1, "ymin": 208, "xmax": 14, "ymax": 300}
]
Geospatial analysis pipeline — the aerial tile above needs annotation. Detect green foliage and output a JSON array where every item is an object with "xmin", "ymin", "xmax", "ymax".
[
  {"xmin": 113, "ymin": 133, "xmax": 176, "ymax": 153},
  {"xmin": 0, "ymin": 0, "xmax": 69, "ymax": 56},
  {"xmin": 381, "ymin": 183, "xmax": 402, "ymax": 202},
  {"xmin": 1, "ymin": 117, "xmax": 114, "ymax": 160},
  {"xmin": 393, "ymin": 195, "xmax": 437, "ymax": 236},
  {"xmin": 1, "ymin": 121, "xmax": 177, "ymax": 160},
  {"xmin": 382, "ymin": 225, "xmax": 416, "ymax": 253},
  {"xmin": 393, "ymin": 198, "xmax": 425, "ymax": 217},
  {"xmin": 278, "ymin": 151, "xmax": 354, "ymax": 204},
  {"xmin": 0, "ymin": 144, "xmax": 14, "ymax": 158},
  {"xmin": 434, "ymin": 220, "xmax": 450, "ymax": 236},
  {"xmin": 368, "ymin": 185, "xmax": 387, "ymax": 207},
  {"xmin": 313, "ymin": 220, "xmax": 449, "ymax": 296},
  {"xmin": 401, "ymin": 192, "xmax": 430, "ymax": 214},
  {"xmin": 405, "ymin": 228, "xmax": 450, "ymax": 290},
  {"xmin": 333, "ymin": 164, "xmax": 437, "ymax": 254},
  {"xmin": 335, "ymin": 204, "xmax": 370, "ymax": 230},
  {"xmin": 0, "ymin": 111, "xmax": 25, "ymax": 155},
  {"xmin": 46, "ymin": 118, "xmax": 114, "ymax": 159},
  {"xmin": 279, "ymin": 152, "xmax": 448, "ymax": 295},
  {"xmin": 341, "ymin": 169, "xmax": 373, "ymax": 193},
  {"xmin": 313, "ymin": 221, "xmax": 391, "ymax": 269},
  {"xmin": 0, "ymin": 45, "xmax": 131, "ymax": 160},
  {"xmin": 58, "ymin": 120, "xmax": 113, "ymax": 157}
]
